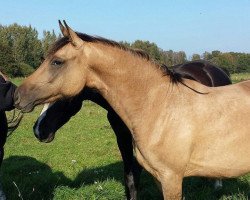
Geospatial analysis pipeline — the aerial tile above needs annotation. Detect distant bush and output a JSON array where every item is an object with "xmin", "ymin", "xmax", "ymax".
[
  {"xmin": 19, "ymin": 62, "xmax": 34, "ymax": 76},
  {"xmin": 4, "ymin": 62, "xmax": 34, "ymax": 77}
]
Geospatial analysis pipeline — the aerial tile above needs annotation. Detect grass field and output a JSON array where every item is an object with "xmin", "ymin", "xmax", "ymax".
[
  {"xmin": 231, "ymin": 73, "xmax": 250, "ymax": 83},
  {"xmin": 2, "ymin": 73, "xmax": 250, "ymax": 200}
]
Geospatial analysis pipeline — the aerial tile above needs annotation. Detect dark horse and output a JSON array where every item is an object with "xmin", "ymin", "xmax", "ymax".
[
  {"xmin": 0, "ymin": 112, "xmax": 7, "ymax": 200},
  {"xmin": 0, "ymin": 73, "xmax": 22, "ymax": 200},
  {"xmin": 33, "ymin": 60, "xmax": 231, "ymax": 200}
]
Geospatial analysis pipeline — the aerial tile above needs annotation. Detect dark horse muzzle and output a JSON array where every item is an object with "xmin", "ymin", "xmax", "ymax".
[
  {"xmin": 33, "ymin": 104, "xmax": 55, "ymax": 143},
  {"xmin": 33, "ymin": 97, "xmax": 84, "ymax": 144}
]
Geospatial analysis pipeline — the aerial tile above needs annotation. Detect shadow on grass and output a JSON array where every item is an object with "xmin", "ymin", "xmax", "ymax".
[
  {"xmin": 183, "ymin": 177, "xmax": 250, "ymax": 200},
  {"xmin": 1, "ymin": 156, "xmax": 128, "ymax": 200},
  {"xmin": 1, "ymin": 156, "xmax": 71, "ymax": 200},
  {"xmin": 1, "ymin": 156, "xmax": 250, "ymax": 200}
]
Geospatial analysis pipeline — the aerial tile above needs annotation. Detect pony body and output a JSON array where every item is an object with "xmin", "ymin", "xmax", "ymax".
[{"xmin": 14, "ymin": 21, "xmax": 250, "ymax": 199}]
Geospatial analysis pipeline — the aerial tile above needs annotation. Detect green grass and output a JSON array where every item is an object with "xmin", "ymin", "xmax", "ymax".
[
  {"xmin": 11, "ymin": 77, "xmax": 23, "ymax": 86},
  {"xmin": 3, "ymin": 103, "xmax": 129, "ymax": 200},
  {"xmin": 231, "ymin": 73, "xmax": 250, "ymax": 83},
  {"xmin": 2, "ymin": 73, "xmax": 250, "ymax": 199}
]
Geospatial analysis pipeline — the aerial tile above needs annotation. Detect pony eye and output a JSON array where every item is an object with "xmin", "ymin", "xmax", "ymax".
[{"xmin": 51, "ymin": 60, "xmax": 64, "ymax": 66}]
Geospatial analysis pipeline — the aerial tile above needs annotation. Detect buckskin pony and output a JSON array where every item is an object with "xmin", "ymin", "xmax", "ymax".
[
  {"xmin": 14, "ymin": 21, "xmax": 250, "ymax": 199},
  {"xmin": 33, "ymin": 60, "xmax": 231, "ymax": 199}
]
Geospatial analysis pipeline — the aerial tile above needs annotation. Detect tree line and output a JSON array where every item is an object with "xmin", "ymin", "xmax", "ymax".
[
  {"xmin": 0, "ymin": 23, "xmax": 59, "ymax": 77},
  {"xmin": 0, "ymin": 23, "xmax": 249, "ymax": 77},
  {"xmin": 123, "ymin": 41, "xmax": 250, "ymax": 74}
]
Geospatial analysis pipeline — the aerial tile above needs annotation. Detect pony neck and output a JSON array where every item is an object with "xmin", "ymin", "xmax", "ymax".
[{"xmin": 85, "ymin": 43, "xmax": 172, "ymax": 131}]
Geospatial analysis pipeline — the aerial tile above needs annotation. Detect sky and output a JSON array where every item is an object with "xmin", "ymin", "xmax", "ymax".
[{"xmin": 1, "ymin": 0, "xmax": 250, "ymax": 58}]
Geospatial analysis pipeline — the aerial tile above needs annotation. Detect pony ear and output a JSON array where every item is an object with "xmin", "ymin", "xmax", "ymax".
[
  {"xmin": 63, "ymin": 20, "xmax": 83, "ymax": 48},
  {"xmin": 58, "ymin": 20, "xmax": 69, "ymax": 37}
]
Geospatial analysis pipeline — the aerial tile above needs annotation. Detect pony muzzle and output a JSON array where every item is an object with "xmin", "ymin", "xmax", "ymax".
[{"xmin": 14, "ymin": 87, "xmax": 35, "ymax": 113}]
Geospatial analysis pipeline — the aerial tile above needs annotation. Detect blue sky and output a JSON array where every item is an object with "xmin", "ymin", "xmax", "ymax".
[{"xmin": 1, "ymin": 0, "xmax": 250, "ymax": 57}]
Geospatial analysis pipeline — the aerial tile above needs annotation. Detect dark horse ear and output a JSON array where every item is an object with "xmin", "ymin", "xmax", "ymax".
[{"xmin": 61, "ymin": 20, "xmax": 83, "ymax": 48}]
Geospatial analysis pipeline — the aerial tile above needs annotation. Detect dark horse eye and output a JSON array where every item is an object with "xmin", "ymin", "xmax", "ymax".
[{"xmin": 51, "ymin": 60, "xmax": 64, "ymax": 66}]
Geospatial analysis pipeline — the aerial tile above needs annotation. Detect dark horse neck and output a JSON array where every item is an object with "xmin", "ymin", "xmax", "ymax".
[
  {"xmin": 172, "ymin": 61, "xmax": 231, "ymax": 87},
  {"xmin": 79, "ymin": 87, "xmax": 113, "ymax": 112}
]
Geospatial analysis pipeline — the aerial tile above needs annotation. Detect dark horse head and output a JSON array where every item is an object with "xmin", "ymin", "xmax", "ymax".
[
  {"xmin": 33, "ymin": 95, "xmax": 83, "ymax": 142},
  {"xmin": 33, "ymin": 60, "xmax": 231, "ymax": 142}
]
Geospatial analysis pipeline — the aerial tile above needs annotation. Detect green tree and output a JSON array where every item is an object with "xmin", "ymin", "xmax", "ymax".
[
  {"xmin": 6, "ymin": 62, "xmax": 34, "ymax": 77},
  {"xmin": 211, "ymin": 50, "xmax": 221, "ymax": 58},
  {"xmin": 119, "ymin": 41, "xmax": 131, "ymax": 48},
  {"xmin": 211, "ymin": 53, "xmax": 237, "ymax": 73},
  {"xmin": 175, "ymin": 51, "xmax": 187, "ymax": 64},
  {"xmin": 192, "ymin": 54, "xmax": 201, "ymax": 61},
  {"xmin": 202, "ymin": 51, "xmax": 212, "ymax": 60},
  {"xmin": 233, "ymin": 53, "xmax": 250, "ymax": 73},
  {"xmin": 161, "ymin": 50, "xmax": 174, "ymax": 66},
  {"xmin": 0, "ymin": 43, "xmax": 15, "ymax": 76},
  {"xmin": 42, "ymin": 30, "xmax": 58, "ymax": 56},
  {"xmin": 131, "ymin": 40, "xmax": 162, "ymax": 62},
  {"xmin": 0, "ymin": 23, "xmax": 43, "ymax": 68},
  {"xmin": 161, "ymin": 50, "xmax": 187, "ymax": 66}
]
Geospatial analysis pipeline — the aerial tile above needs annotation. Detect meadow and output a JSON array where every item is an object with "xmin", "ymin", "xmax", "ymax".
[{"xmin": 2, "ymin": 73, "xmax": 250, "ymax": 200}]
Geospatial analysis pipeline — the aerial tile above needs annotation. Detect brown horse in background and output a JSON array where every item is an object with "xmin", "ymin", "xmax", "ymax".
[{"xmin": 14, "ymin": 21, "xmax": 250, "ymax": 199}]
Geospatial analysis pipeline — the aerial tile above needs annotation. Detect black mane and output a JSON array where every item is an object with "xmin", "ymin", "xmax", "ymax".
[{"xmin": 161, "ymin": 64, "xmax": 183, "ymax": 84}]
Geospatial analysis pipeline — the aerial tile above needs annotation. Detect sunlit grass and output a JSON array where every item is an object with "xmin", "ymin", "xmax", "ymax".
[
  {"xmin": 11, "ymin": 77, "xmax": 23, "ymax": 86},
  {"xmin": 231, "ymin": 73, "xmax": 250, "ymax": 83}
]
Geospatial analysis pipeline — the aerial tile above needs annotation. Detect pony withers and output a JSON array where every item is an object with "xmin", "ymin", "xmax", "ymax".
[
  {"xmin": 33, "ymin": 60, "xmax": 231, "ymax": 199},
  {"xmin": 14, "ymin": 21, "xmax": 250, "ymax": 199}
]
